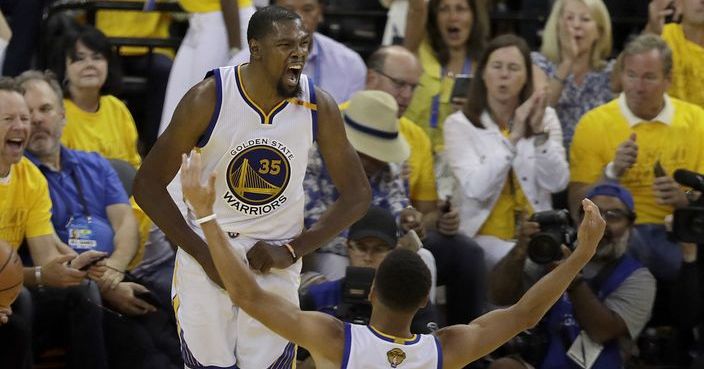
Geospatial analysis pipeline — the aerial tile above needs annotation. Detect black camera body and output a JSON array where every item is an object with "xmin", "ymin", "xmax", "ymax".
[
  {"xmin": 673, "ymin": 207, "xmax": 704, "ymax": 243},
  {"xmin": 335, "ymin": 266, "xmax": 375, "ymax": 325},
  {"xmin": 528, "ymin": 210, "xmax": 577, "ymax": 264},
  {"xmin": 673, "ymin": 169, "xmax": 704, "ymax": 243}
]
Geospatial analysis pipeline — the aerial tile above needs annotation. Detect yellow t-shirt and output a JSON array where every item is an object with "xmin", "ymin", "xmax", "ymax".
[
  {"xmin": 477, "ymin": 129, "xmax": 534, "ymax": 240},
  {"xmin": 96, "ymin": 10, "xmax": 174, "ymax": 57},
  {"xmin": 179, "ymin": 0, "xmax": 252, "ymax": 13},
  {"xmin": 398, "ymin": 116, "xmax": 438, "ymax": 202},
  {"xmin": 404, "ymin": 40, "xmax": 470, "ymax": 153},
  {"xmin": 0, "ymin": 158, "xmax": 55, "ymax": 250},
  {"xmin": 62, "ymin": 96, "xmax": 142, "ymax": 169},
  {"xmin": 570, "ymin": 96, "xmax": 704, "ymax": 224},
  {"xmin": 662, "ymin": 24, "xmax": 704, "ymax": 108}
]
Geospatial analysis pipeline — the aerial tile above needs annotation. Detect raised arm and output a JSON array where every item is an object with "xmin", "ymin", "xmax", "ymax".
[
  {"xmin": 404, "ymin": 0, "xmax": 428, "ymax": 54},
  {"xmin": 438, "ymin": 199, "xmax": 606, "ymax": 369},
  {"xmin": 286, "ymin": 88, "xmax": 371, "ymax": 259},
  {"xmin": 133, "ymin": 77, "xmax": 224, "ymax": 287},
  {"xmin": 180, "ymin": 151, "xmax": 346, "ymax": 365},
  {"xmin": 644, "ymin": 0, "xmax": 681, "ymax": 35}
]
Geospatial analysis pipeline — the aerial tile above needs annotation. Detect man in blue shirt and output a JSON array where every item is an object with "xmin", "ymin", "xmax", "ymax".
[
  {"xmin": 20, "ymin": 72, "xmax": 138, "ymax": 291},
  {"xmin": 19, "ymin": 70, "xmax": 183, "ymax": 368}
]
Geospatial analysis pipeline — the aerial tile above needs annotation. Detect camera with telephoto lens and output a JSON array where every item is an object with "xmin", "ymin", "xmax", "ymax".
[
  {"xmin": 527, "ymin": 210, "xmax": 577, "ymax": 264},
  {"xmin": 335, "ymin": 266, "xmax": 375, "ymax": 325}
]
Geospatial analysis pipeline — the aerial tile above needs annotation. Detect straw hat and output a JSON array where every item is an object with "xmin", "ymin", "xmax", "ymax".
[{"xmin": 343, "ymin": 90, "xmax": 410, "ymax": 163}]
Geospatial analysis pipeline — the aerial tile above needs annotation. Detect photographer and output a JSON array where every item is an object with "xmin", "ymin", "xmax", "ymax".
[
  {"xmin": 489, "ymin": 183, "xmax": 656, "ymax": 369},
  {"xmin": 300, "ymin": 206, "xmax": 437, "ymax": 333}
]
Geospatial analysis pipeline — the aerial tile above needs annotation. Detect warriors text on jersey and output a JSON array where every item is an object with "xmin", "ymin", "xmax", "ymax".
[{"xmin": 179, "ymin": 64, "xmax": 317, "ymax": 240}]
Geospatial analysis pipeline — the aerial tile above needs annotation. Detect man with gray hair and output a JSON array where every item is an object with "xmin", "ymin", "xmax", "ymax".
[
  {"xmin": 568, "ymin": 34, "xmax": 704, "ymax": 283},
  {"xmin": 18, "ymin": 70, "xmax": 183, "ymax": 368}
]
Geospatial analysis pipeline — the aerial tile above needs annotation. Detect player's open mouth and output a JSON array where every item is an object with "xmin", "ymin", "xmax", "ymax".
[{"xmin": 285, "ymin": 64, "xmax": 303, "ymax": 86}]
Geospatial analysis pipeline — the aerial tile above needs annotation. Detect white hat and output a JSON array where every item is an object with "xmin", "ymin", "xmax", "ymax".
[{"xmin": 343, "ymin": 90, "xmax": 410, "ymax": 163}]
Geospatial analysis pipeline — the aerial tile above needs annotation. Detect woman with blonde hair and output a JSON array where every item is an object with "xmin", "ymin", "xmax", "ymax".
[{"xmin": 532, "ymin": 0, "xmax": 614, "ymax": 150}]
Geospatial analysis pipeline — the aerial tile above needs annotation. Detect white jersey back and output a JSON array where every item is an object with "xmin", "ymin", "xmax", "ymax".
[
  {"xmin": 182, "ymin": 64, "xmax": 317, "ymax": 240},
  {"xmin": 342, "ymin": 323, "xmax": 442, "ymax": 369}
]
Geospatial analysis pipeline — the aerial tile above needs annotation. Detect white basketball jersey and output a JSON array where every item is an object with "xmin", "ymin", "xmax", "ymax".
[
  {"xmin": 342, "ymin": 323, "xmax": 442, "ymax": 369},
  {"xmin": 179, "ymin": 64, "xmax": 317, "ymax": 240}
]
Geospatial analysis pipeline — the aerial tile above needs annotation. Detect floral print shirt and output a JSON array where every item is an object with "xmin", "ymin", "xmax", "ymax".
[
  {"xmin": 303, "ymin": 145, "xmax": 408, "ymax": 255},
  {"xmin": 531, "ymin": 52, "xmax": 614, "ymax": 151}
]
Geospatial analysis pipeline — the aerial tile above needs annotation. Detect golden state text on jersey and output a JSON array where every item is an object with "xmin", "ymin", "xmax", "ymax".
[
  {"xmin": 166, "ymin": 64, "xmax": 318, "ymax": 241},
  {"xmin": 223, "ymin": 139, "xmax": 294, "ymax": 216}
]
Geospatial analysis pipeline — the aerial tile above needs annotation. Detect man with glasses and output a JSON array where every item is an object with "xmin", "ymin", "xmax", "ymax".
[
  {"xmin": 364, "ymin": 45, "xmax": 487, "ymax": 326},
  {"xmin": 489, "ymin": 182, "xmax": 656, "ymax": 369}
]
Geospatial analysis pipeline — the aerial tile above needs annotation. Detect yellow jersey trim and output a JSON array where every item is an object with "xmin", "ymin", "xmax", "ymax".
[
  {"xmin": 235, "ymin": 64, "xmax": 289, "ymax": 125},
  {"xmin": 368, "ymin": 325, "xmax": 420, "ymax": 345}
]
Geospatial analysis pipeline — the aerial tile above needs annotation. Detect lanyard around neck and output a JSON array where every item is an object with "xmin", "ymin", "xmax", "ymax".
[
  {"xmin": 69, "ymin": 169, "xmax": 91, "ymax": 218},
  {"xmin": 429, "ymin": 58, "xmax": 472, "ymax": 129}
]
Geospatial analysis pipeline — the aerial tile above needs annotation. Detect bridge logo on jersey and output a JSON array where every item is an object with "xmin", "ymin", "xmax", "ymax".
[
  {"xmin": 224, "ymin": 141, "xmax": 293, "ymax": 216},
  {"xmin": 386, "ymin": 348, "xmax": 406, "ymax": 368}
]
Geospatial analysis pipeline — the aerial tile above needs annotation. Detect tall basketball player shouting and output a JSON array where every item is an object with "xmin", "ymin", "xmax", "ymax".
[{"xmin": 134, "ymin": 6, "xmax": 371, "ymax": 369}]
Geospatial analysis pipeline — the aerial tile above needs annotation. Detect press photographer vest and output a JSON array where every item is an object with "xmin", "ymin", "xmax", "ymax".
[{"xmin": 540, "ymin": 256, "xmax": 642, "ymax": 369}]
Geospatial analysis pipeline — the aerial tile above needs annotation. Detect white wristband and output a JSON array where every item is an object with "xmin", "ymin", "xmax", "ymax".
[
  {"xmin": 35, "ymin": 266, "xmax": 43, "ymax": 288},
  {"xmin": 196, "ymin": 214, "xmax": 217, "ymax": 225},
  {"xmin": 604, "ymin": 162, "xmax": 619, "ymax": 180}
]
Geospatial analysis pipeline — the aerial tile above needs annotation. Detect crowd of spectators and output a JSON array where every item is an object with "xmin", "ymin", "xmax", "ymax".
[{"xmin": 1, "ymin": 0, "xmax": 704, "ymax": 368}]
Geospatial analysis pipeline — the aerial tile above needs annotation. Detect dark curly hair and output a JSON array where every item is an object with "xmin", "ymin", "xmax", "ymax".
[{"xmin": 374, "ymin": 249, "xmax": 431, "ymax": 313}]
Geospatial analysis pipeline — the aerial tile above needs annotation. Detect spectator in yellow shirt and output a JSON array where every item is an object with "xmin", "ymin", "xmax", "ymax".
[
  {"xmin": 49, "ymin": 26, "xmax": 156, "ymax": 266},
  {"xmin": 403, "ymin": 0, "xmax": 490, "ymax": 154},
  {"xmin": 569, "ymin": 34, "xmax": 704, "ymax": 282},
  {"xmin": 0, "ymin": 77, "xmax": 110, "ymax": 369},
  {"xmin": 49, "ymin": 25, "xmax": 142, "ymax": 169},
  {"xmin": 645, "ymin": 0, "xmax": 704, "ymax": 107}
]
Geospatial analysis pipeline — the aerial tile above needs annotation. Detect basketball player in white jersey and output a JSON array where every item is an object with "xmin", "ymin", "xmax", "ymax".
[
  {"xmin": 179, "ymin": 149, "xmax": 608, "ymax": 369},
  {"xmin": 134, "ymin": 6, "xmax": 371, "ymax": 369}
]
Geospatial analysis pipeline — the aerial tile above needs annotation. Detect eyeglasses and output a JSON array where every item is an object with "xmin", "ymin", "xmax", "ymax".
[
  {"xmin": 348, "ymin": 241, "xmax": 392, "ymax": 255},
  {"xmin": 579, "ymin": 208, "xmax": 632, "ymax": 222},
  {"xmin": 372, "ymin": 69, "xmax": 420, "ymax": 92}
]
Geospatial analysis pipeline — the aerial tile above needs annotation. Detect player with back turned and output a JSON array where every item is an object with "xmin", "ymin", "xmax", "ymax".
[{"xmin": 180, "ymin": 146, "xmax": 608, "ymax": 369}]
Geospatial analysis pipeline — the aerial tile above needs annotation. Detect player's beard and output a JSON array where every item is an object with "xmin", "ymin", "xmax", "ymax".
[{"xmin": 277, "ymin": 78, "xmax": 302, "ymax": 99}]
